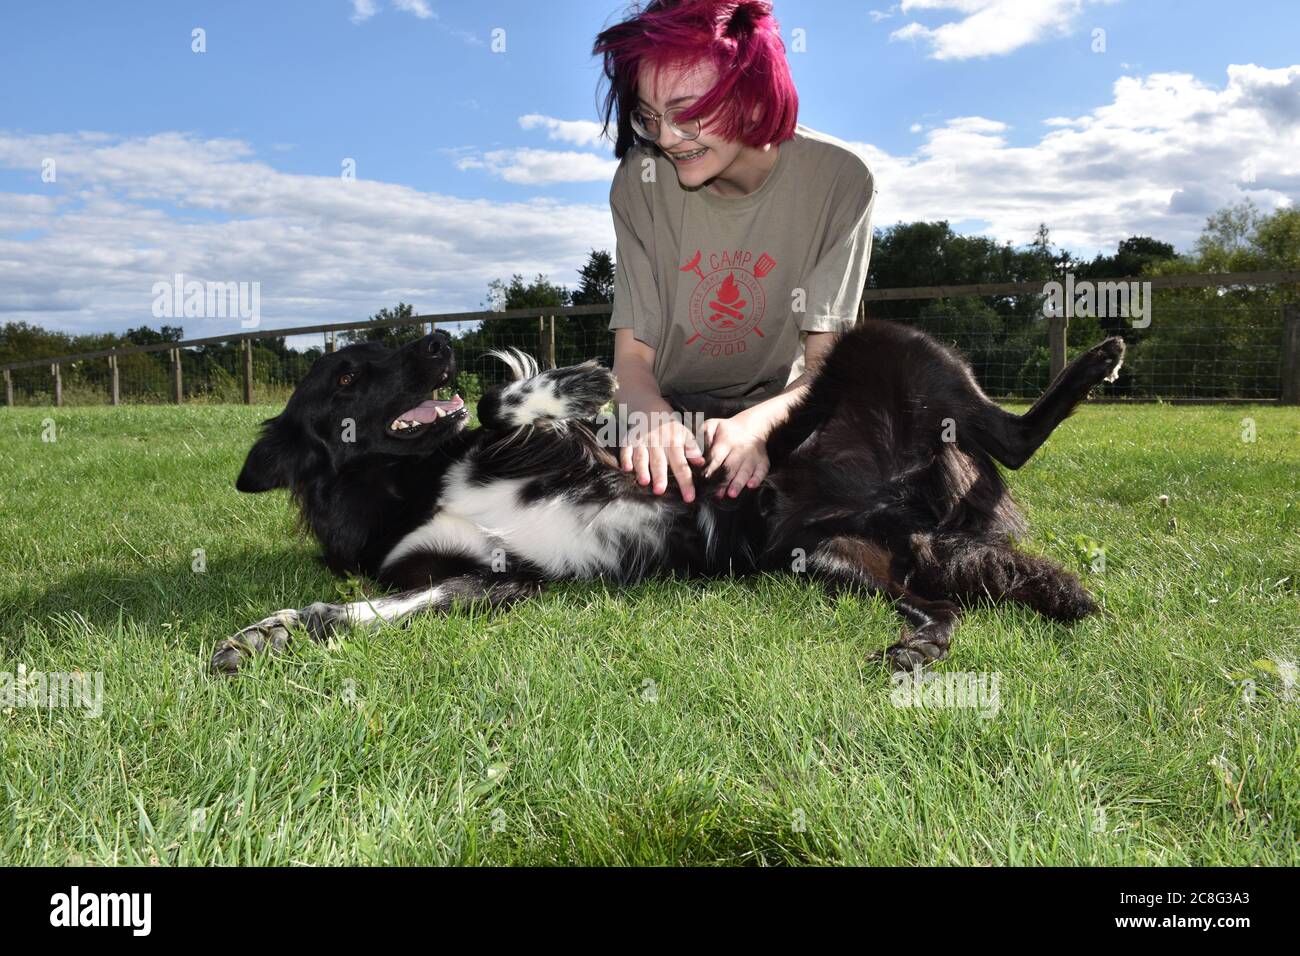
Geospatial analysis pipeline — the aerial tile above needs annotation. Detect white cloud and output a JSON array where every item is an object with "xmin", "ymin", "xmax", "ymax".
[
  {"xmin": 849, "ymin": 64, "xmax": 1300, "ymax": 253},
  {"xmin": 392, "ymin": 0, "xmax": 433, "ymax": 18},
  {"xmin": 944, "ymin": 116, "xmax": 1008, "ymax": 133},
  {"xmin": 518, "ymin": 114, "xmax": 610, "ymax": 149},
  {"xmin": 0, "ymin": 131, "xmax": 612, "ymax": 335},
  {"xmin": 351, "ymin": 1, "xmax": 481, "ymax": 44},
  {"xmin": 350, "ymin": 0, "xmax": 378, "ymax": 24},
  {"xmin": 456, "ymin": 148, "xmax": 618, "ymax": 185},
  {"xmin": 351, "ymin": 1, "xmax": 441, "ymax": 25},
  {"xmin": 454, "ymin": 116, "xmax": 616, "ymax": 184},
  {"xmin": 891, "ymin": 0, "xmax": 1117, "ymax": 60}
]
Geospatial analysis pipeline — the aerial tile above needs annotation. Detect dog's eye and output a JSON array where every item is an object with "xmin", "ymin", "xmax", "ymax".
[{"xmin": 337, "ymin": 372, "xmax": 355, "ymax": 388}]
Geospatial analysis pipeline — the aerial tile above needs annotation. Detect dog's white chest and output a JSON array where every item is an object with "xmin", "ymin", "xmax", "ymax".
[{"xmin": 382, "ymin": 461, "xmax": 665, "ymax": 580}]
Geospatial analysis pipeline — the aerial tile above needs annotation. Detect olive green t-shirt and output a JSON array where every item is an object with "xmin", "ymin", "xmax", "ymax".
[{"xmin": 608, "ymin": 124, "xmax": 876, "ymax": 403}]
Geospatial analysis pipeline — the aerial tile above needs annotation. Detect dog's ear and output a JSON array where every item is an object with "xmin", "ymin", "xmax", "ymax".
[{"xmin": 236, "ymin": 425, "xmax": 291, "ymax": 493}]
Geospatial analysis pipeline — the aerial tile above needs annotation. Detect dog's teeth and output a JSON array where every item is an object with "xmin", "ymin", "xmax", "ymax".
[{"xmin": 433, "ymin": 407, "xmax": 445, "ymax": 418}]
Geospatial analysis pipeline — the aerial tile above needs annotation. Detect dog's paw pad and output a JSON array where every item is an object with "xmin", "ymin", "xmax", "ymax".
[
  {"xmin": 209, "ymin": 610, "xmax": 300, "ymax": 676},
  {"xmin": 883, "ymin": 644, "xmax": 933, "ymax": 672},
  {"xmin": 209, "ymin": 642, "xmax": 246, "ymax": 676},
  {"xmin": 879, "ymin": 624, "xmax": 950, "ymax": 672},
  {"xmin": 1092, "ymin": 337, "xmax": 1126, "ymax": 383}
]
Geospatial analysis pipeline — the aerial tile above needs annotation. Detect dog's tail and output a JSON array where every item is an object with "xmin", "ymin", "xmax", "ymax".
[{"xmin": 488, "ymin": 348, "xmax": 541, "ymax": 382}]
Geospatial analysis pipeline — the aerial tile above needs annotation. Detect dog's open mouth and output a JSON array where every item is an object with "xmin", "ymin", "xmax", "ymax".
[{"xmin": 387, "ymin": 392, "xmax": 466, "ymax": 439}]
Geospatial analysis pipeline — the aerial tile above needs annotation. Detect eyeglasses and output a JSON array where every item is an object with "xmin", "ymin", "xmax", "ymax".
[{"xmin": 629, "ymin": 105, "xmax": 702, "ymax": 143}]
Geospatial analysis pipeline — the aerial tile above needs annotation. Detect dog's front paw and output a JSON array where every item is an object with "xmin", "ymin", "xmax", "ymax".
[{"xmin": 209, "ymin": 609, "xmax": 300, "ymax": 676}]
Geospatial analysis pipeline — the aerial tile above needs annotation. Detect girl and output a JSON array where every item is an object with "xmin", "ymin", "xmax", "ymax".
[{"xmin": 594, "ymin": 0, "xmax": 876, "ymax": 503}]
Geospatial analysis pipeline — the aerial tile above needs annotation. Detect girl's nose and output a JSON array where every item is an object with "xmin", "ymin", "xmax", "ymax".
[{"xmin": 656, "ymin": 125, "xmax": 684, "ymax": 149}]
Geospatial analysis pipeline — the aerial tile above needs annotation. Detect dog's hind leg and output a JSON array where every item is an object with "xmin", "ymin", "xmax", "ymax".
[
  {"xmin": 966, "ymin": 336, "xmax": 1125, "ymax": 469},
  {"xmin": 209, "ymin": 575, "xmax": 542, "ymax": 675},
  {"xmin": 807, "ymin": 535, "xmax": 961, "ymax": 671},
  {"xmin": 908, "ymin": 534, "xmax": 1098, "ymax": 622}
]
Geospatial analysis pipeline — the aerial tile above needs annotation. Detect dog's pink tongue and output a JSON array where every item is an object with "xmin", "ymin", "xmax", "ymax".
[{"xmin": 398, "ymin": 394, "xmax": 463, "ymax": 423}]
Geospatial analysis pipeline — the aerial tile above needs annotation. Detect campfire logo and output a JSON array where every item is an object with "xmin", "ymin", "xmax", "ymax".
[{"xmin": 680, "ymin": 249, "xmax": 774, "ymax": 357}]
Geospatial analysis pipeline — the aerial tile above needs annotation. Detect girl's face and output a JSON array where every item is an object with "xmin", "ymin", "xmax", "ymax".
[{"xmin": 637, "ymin": 60, "xmax": 745, "ymax": 190}]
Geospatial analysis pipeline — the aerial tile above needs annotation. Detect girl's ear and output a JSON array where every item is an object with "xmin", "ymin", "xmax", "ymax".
[{"xmin": 236, "ymin": 425, "xmax": 291, "ymax": 493}]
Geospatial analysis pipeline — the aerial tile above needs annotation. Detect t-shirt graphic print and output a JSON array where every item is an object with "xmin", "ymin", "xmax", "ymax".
[{"xmin": 680, "ymin": 248, "xmax": 775, "ymax": 357}]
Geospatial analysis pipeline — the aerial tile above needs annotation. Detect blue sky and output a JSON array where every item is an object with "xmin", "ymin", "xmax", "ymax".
[{"xmin": 1, "ymin": 0, "xmax": 1298, "ymax": 338}]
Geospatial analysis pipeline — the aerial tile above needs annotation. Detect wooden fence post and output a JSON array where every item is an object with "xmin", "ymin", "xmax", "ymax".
[
  {"xmin": 547, "ymin": 315, "xmax": 557, "ymax": 369},
  {"xmin": 242, "ymin": 339, "xmax": 254, "ymax": 404},
  {"xmin": 171, "ymin": 348, "xmax": 183, "ymax": 404},
  {"xmin": 109, "ymin": 355, "xmax": 120, "ymax": 405},
  {"xmin": 52, "ymin": 363, "xmax": 62, "ymax": 407},
  {"xmin": 1282, "ymin": 302, "xmax": 1300, "ymax": 405},
  {"xmin": 537, "ymin": 315, "xmax": 546, "ymax": 367},
  {"xmin": 1048, "ymin": 315, "xmax": 1068, "ymax": 382},
  {"xmin": 857, "ymin": 298, "xmax": 866, "ymax": 325},
  {"xmin": 4, "ymin": 369, "xmax": 12, "ymax": 408},
  {"xmin": 324, "ymin": 332, "xmax": 335, "ymax": 354}
]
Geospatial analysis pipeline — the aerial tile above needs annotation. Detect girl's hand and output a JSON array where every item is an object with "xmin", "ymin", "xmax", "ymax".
[
  {"xmin": 701, "ymin": 416, "xmax": 770, "ymax": 499},
  {"xmin": 619, "ymin": 417, "xmax": 706, "ymax": 502}
]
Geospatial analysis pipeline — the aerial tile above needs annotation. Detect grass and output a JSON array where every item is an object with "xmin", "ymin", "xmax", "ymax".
[{"xmin": 1, "ymin": 402, "xmax": 1297, "ymax": 866}]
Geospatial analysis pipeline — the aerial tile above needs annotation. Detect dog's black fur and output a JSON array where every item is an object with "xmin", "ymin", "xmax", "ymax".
[{"xmin": 213, "ymin": 320, "xmax": 1124, "ymax": 674}]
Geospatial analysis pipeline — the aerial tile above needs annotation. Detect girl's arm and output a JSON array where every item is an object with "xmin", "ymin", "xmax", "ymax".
[
  {"xmin": 735, "ymin": 330, "xmax": 837, "ymax": 434},
  {"xmin": 702, "ymin": 330, "xmax": 838, "ymax": 497}
]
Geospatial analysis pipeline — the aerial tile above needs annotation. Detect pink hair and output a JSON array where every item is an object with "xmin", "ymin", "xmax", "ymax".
[{"xmin": 594, "ymin": 1, "xmax": 799, "ymax": 158}]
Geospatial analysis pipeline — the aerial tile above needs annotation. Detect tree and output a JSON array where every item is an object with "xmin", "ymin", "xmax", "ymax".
[
  {"xmin": 123, "ymin": 324, "xmax": 184, "ymax": 346},
  {"xmin": 1194, "ymin": 200, "xmax": 1264, "ymax": 270},
  {"xmin": 483, "ymin": 273, "xmax": 570, "ymax": 313},
  {"xmin": 341, "ymin": 302, "xmax": 425, "ymax": 347},
  {"xmin": 571, "ymin": 250, "xmax": 615, "ymax": 305},
  {"xmin": 568, "ymin": 249, "xmax": 617, "ymax": 347},
  {"xmin": 867, "ymin": 220, "xmax": 1059, "ymax": 322},
  {"xmin": 0, "ymin": 321, "xmax": 74, "ymax": 365},
  {"xmin": 1253, "ymin": 207, "xmax": 1300, "ymax": 269}
]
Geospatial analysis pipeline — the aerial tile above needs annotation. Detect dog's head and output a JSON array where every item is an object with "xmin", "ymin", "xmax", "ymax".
[{"xmin": 236, "ymin": 330, "xmax": 469, "ymax": 493}]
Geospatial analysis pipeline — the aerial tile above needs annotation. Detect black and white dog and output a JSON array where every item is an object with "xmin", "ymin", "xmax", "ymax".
[{"xmin": 212, "ymin": 321, "xmax": 1124, "ymax": 675}]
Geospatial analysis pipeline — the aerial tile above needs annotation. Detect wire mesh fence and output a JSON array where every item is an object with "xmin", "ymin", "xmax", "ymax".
[
  {"xmin": 896, "ymin": 306, "xmax": 1288, "ymax": 401},
  {"xmin": 4, "ymin": 342, "xmax": 326, "ymax": 407},
  {"xmin": 2, "ymin": 303, "xmax": 1296, "ymax": 406}
]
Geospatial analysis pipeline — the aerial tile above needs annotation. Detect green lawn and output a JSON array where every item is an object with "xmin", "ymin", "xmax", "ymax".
[{"xmin": 1, "ymin": 402, "xmax": 1297, "ymax": 865}]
